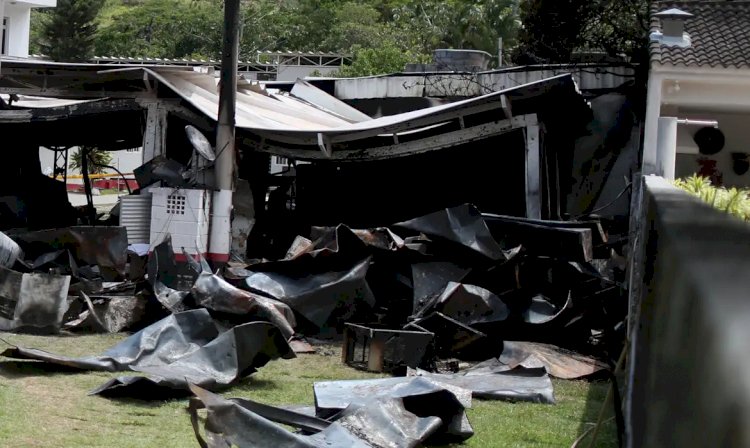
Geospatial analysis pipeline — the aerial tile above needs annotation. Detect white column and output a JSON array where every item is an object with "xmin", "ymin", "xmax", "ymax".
[
  {"xmin": 209, "ymin": 190, "xmax": 232, "ymax": 262},
  {"xmin": 657, "ymin": 117, "xmax": 678, "ymax": 180},
  {"xmin": 2, "ymin": 3, "xmax": 31, "ymax": 58},
  {"xmin": 210, "ymin": 0, "xmax": 241, "ymax": 265},
  {"xmin": 0, "ymin": 0, "xmax": 5, "ymax": 67},
  {"xmin": 643, "ymin": 73, "xmax": 664, "ymax": 175}
]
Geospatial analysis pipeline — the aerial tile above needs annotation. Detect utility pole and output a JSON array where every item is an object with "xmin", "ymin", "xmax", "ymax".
[{"xmin": 209, "ymin": 0, "xmax": 241, "ymax": 265}]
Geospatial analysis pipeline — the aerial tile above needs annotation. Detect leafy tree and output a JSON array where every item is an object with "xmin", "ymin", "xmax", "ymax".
[
  {"xmin": 392, "ymin": 1, "xmax": 519, "ymax": 57},
  {"xmin": 323, "ymin": 3, "xmax": 393, "ymax": 52},
  {"xmin": 335, "ymin": 44, "xmax": 430, "ymax": 77},
  {"xmin": 70, "ymin": 147, "xmax": 113, "ymax": 175},
  {"xmin": 580, "ymin": 0, "xmax": 650, "ymax": 62},
  {"xmin": 241, "ymin": 0, "xmax": 433, "ymax": 75},
  {"xmin": 39, "ymin": 0, "xmax": 106, "ymax": 61},
  {"xmin": 240, "ymin": 0, "xmax": 339, "ymax": 56},
  {"xmin": 95, "ymin": 0, "xmax": 223, "ymax": 59},
  {"xmin": 514, "ymin": 0, "xmax": 648, "ymax": 63}
]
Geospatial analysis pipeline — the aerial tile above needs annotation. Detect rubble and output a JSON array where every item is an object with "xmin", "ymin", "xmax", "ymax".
[
  {"xmin": 186, "ymin": 250, "xmax": 297, "ymax": 340},
  {"xmin": 189, "ymin": 377, "xmax": 473, "ymax": 447},
  {"xmin": 0, "ymin": 58, "xmax": 638, "ymax": 446},
  {"xmin": 0, "ymin": 232, "xmax": 23, "ymax": 268},
  {"xmin": 494, "ymin": 341, "xmax": 610, "ymax": 379},
  {"xmin": 394, "ymin": 204, "xmax": 518, "ymax": 261},
  {"xmin": 342, "ymin": 323, "xmax": 434, "ymax": 373},
  {"xmin": 406, "ymin": 366, "xmax": 556, "ymax": 404},
  {"xmin": 2, "ymin": 309, "xmax": 294, "ymax": 398},
  {"xmin": 0, "ymin": 198, "xmax": 621, "ymax": 443},
  {"xmin": 0, "ymin": 266, "xmax": 70, "ymax": 333},
  {"xmin": 407, "ymin": 312, "xmax": 487, "ymax": 358},
  {"xmin": 64, "ymin": 290, "xmax": 148, "ymax": 333},
  {"xmin": 242, "ymin": 257, "xmax": 375, "ymax": 335}
]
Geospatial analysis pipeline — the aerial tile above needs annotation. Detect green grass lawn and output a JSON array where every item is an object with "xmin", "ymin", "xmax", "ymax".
[{"xmin": 0, "ymin": 333, "xmax": 618, "ymax": 447}]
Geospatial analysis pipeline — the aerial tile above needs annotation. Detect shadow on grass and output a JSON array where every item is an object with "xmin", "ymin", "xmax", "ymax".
[
  {"xmin": 0, "ymin": 360, "xmax": 85, "ymax": 379},
  {"xmin": 234, "ymin": 376, "xmax": 281, "ymax": 391},
  {"xmin": 575, "ymin": 378, "xmax": 619, "ymax": 448}
]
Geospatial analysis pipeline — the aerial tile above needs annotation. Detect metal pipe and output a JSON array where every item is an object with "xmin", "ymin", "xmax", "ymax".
[
  {"xmin": 80, "ymin": 147, "xmax": 96, "ymax": 224},
  {"xmin": 209, "ymin": 0, "xmax": 241, "ymax": 264},
  {"xmin": 676, "ymin": 119, "xmax": 719, "ymax": 127}
]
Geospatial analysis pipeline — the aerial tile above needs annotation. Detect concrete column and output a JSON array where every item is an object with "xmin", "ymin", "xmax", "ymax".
[
  {"xmin": 642, "ymin": 73, "xmax": 664, "ymax": 175},
  {"xmin": 0, "ymin": 0, "xmax": 5, "ymax": 68},
  {"xmin": 209, "ymin": 0, "xmax": 241, "ymax": 264},
  {"xmin": 657, "ymin": 117, "xmax": 678, "ymax": 180}
]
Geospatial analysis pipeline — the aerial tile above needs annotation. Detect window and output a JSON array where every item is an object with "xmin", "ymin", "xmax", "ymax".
[
  {"xmin": 166, "ymin": 194, "xmax": 186, "ymax": 215},
  {"xmin": 274, "ymin": 156, "xmax": 288, "ymax": 165},
  {"xmin": 1, "ymin": 17, "xmax": 8, "ymax": 56}
]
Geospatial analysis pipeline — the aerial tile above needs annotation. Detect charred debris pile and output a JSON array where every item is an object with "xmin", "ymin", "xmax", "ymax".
[{"xmin": 0, "ymin": 199, "xmax": 625, "ymax": 446}]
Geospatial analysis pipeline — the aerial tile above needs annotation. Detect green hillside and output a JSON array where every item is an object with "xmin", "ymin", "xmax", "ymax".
[{"xmin": 30, "ymin": 0, "xmax": 647, "ymax": 76}]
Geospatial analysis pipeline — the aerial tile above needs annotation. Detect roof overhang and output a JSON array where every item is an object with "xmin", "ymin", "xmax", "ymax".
[
  {"xmin": 0, "ymin": 59, "xmax": 590, "ymax": 159},
  {"xmin": 0, "ymin": 98, "xmax": 143, "ymax": 148}
]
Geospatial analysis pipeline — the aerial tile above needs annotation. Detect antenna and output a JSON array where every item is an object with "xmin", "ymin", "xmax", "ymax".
[{"xmin": 184, "ymin": 125, "xmax": 216, "ymax": 185}]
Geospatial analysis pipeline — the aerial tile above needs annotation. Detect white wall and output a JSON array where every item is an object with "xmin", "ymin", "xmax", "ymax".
[
  {"xmin": 1, "ymin": 0, "xmax": 55, "ymax": 57},
  {"xmin": 674, "ymin": 111, "xmax": 750, "ymax": 188},
  {"xmin": 276, "ymin": 65, "xmax": 340, "ymax": 82},
  {"xmin": 16, "ymin": 1, "xmax": 56, "ymax": 7},
  {"xmin": 3, "ymin": 2, "xmax": 31, "ymax": 57},
  {"xmin": 644, "ymin": 67, "xmax": 750, "ymax": 180}
]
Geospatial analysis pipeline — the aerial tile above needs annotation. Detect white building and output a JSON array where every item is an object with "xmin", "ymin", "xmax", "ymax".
[
  {"xmin": 39, "ymin": 146, "xmax": 143, "ymax": 179},
  {"xmin": 0, "ymin": 0, "xmax": 55, "ymax": 58},
  {"xmin": 644, "ymin": 2, "xmax": 750, "ymax": 188}
]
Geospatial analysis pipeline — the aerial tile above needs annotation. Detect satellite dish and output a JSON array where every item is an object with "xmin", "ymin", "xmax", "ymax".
[
  {"xmin": 185, "ymin": 125, "xmax": 216, "ymax": 162},
  {"xmin": 694, "ymin": 127, "xmax": 725, "ymax": 156}
]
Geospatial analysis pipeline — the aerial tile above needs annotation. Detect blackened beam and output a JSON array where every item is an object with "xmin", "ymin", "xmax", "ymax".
[
  {"xmin": 501, "ymin": 95, "xmax": 512, "ymax": 118},
  {"xmin": 245, "ymin": 114, "xmax": 535, "ymax": 162},
  {"xmin": 482, "ymin": 213, "xmax": 608, "ymax": 246},
  {"xmin": 0, "ymin": 66, "xmax": 149, "ymax": 99},
  {"xmin": 136, "ymin": 99, "xmax": 215, "ymax": 133},
  {"xmin": 0, "ymin": 88, "xmax": 153, "ymax": 99},
  {"xmin": 0, "ymin": 110, "xmax": 32, "ymax": 122},
  {"xmin": 482, "ymin": 217, "xmax": 595, "ymax": 262},
  {"xmin": 0, "ymin": 99, "xmax": 141, "ymax": 123}
]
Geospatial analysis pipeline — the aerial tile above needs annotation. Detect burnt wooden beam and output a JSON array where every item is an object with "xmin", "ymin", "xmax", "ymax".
[
  {"xmin": 0, "ymin": 99, "xmax": 142, "ymax": 123},
  {"xmin": 483, "ymin": 213, "xmax": 608, "ymax": 246},
  {"xmin": 484, "ymin": 217, "xmax": 595, "ymax": 262}
]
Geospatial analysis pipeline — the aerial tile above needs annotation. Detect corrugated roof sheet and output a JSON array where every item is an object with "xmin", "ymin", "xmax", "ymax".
[
  {"xmin": 651, "ymin": 1, "xmax": 750, "ymax": 68},
  {"xmin": 146, "ymin": 68, "xmax": 585, "ymax": 147}
]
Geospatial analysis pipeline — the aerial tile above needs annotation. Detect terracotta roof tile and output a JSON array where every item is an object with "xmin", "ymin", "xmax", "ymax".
[{"xmin": 651, "ymin": 1, "xmax": 750, "ymax": 68}]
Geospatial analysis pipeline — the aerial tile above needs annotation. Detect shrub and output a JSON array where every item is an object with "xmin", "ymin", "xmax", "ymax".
[{"xmin": 674, "ymin": 175, "xmax": 750, "ymax": 221}]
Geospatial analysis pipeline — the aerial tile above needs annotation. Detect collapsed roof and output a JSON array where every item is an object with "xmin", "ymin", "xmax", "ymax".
[{"xmin": 0, "ymin": 58, "xmax": 590, "ymax": 162}]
